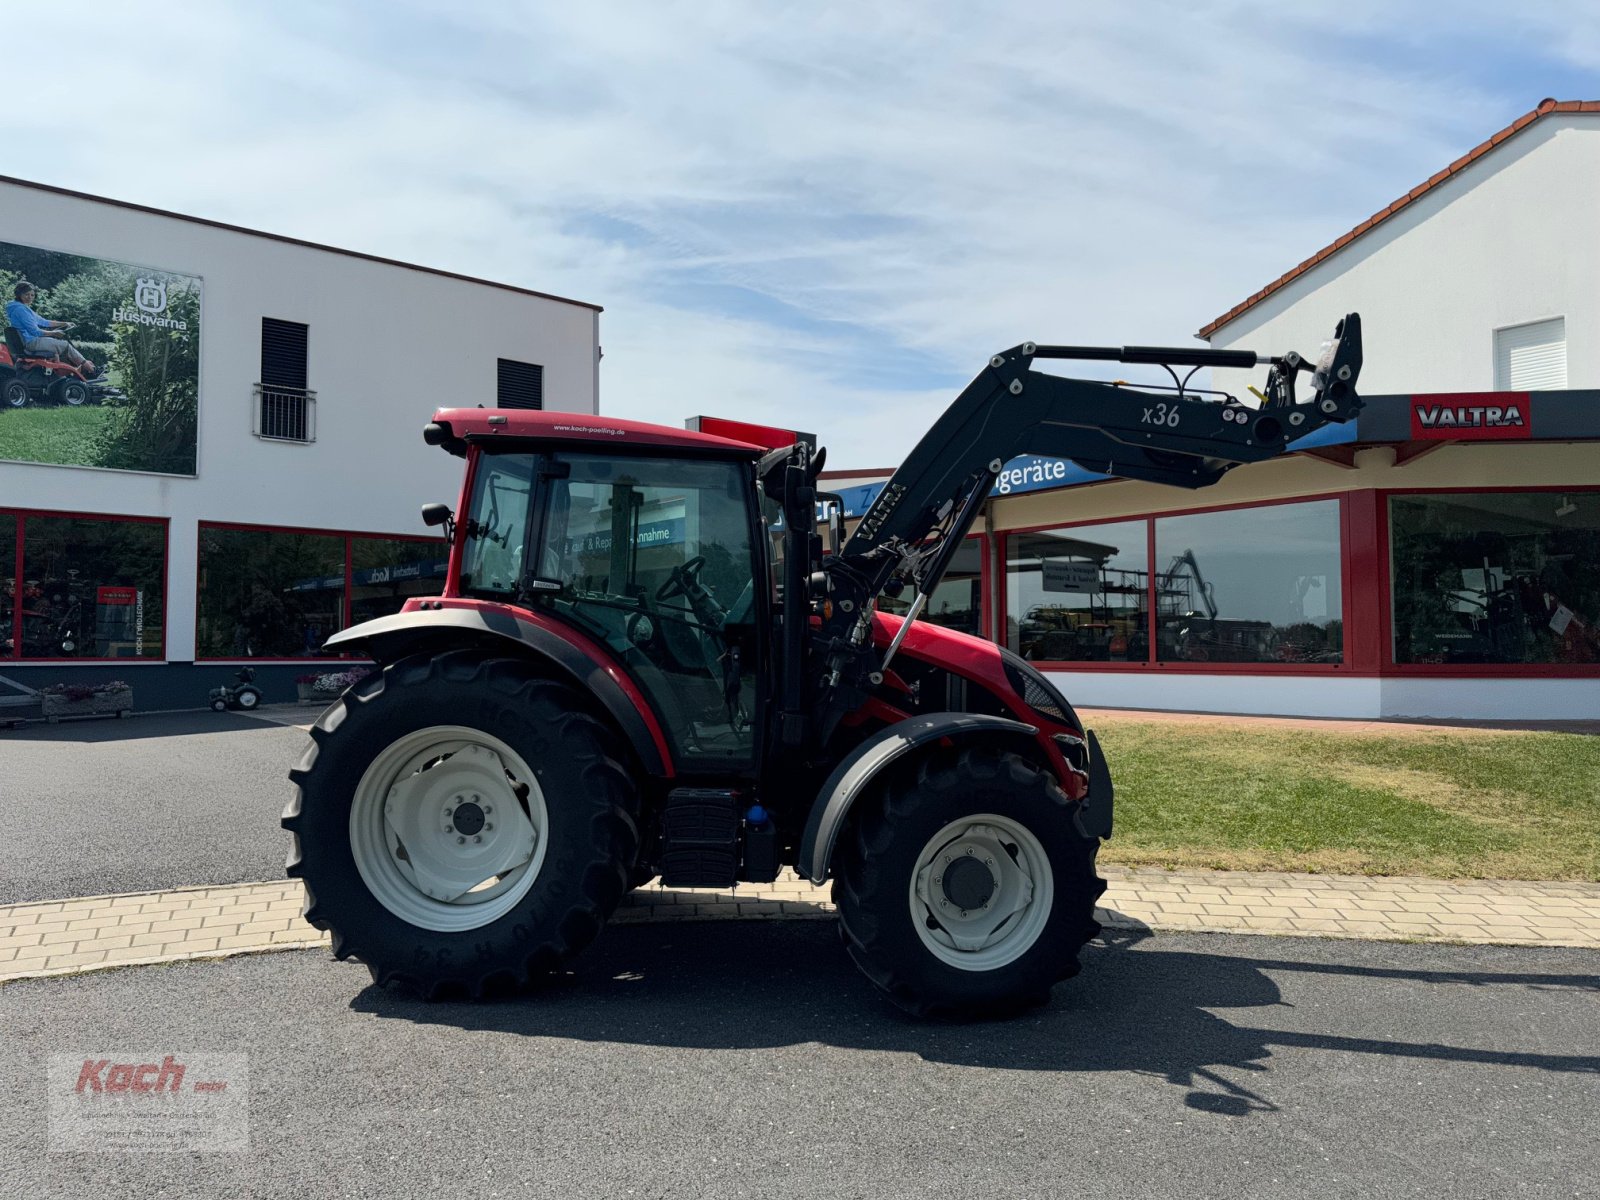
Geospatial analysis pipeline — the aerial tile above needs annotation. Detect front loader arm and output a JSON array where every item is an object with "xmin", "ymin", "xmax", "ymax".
[
  {"xmin": 805, "ymin": 313, "xmax": 1364, "ymax": 743},
  {"xmin": 842, "ymin": 313, "xmax": 1363, "ymax": 574}
]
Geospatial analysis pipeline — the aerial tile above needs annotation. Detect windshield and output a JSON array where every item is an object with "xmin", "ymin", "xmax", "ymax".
[{"xmin": 459, "ymin": 453, "xmax": 535, "ymax": 596}]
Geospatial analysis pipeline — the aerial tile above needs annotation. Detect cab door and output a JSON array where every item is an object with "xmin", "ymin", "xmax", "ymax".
[{"xmin": 528, "ymin": 450, "xmax": 765, "ymax": 774}]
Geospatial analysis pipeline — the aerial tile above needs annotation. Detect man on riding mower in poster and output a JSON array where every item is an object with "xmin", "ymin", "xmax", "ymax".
[{"xmin": 5, "ymin": 281, "xmax": 103, "ymax": 379}]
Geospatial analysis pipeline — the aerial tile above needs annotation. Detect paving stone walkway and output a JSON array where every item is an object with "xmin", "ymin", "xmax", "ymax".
[{"xmin": 3, "ymin": 867, "xmax": 1596, "ymax": 984}]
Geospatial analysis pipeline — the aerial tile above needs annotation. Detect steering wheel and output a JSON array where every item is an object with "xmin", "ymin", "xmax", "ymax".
[{"xmin": 656, "ymin": 555, "xmax": 706, "ymax": 603}]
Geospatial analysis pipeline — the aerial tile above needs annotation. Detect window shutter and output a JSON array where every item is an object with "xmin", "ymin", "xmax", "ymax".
[
  {"xmin": 497, "ymin": 358, "xmax": 544, "ymax": 410},
  {"xmin": 1494, "ymin": 317, "xmax": 1566, "ymax": 390},
  {"xmin": 261, "ymin": 318, "xmax": 309, "ymax": 390}
]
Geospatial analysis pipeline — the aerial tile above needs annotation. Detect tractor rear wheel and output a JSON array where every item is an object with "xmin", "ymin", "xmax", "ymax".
[
  {"xmin": 834, "ymin": 747, "xmax": 1104, "ymax": 1018},
  {"xmin": 283, "ymin": 652, "xmax": 639, "ymax": 998}
]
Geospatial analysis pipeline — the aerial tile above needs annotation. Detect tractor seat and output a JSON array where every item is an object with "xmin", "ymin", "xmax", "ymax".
[{"xmin": 4, "ymin": 327, "xmax": 54, "ymax": 361}]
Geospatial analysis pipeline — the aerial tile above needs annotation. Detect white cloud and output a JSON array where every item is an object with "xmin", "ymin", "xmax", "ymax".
[{"xmin": 2, "ymin": 0, "xmax": 1577, "ymax": 464}]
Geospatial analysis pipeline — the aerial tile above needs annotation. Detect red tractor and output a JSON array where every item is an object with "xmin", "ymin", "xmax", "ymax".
[{"xmin": 285, "ymin": 315, "xmax": 1363, "ymax": 1016}]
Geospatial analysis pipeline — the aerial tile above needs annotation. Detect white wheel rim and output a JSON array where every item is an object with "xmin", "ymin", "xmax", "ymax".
[
  {"xmin": 909, "ymin": 812, "xmax": 1054, "ymax": 972},
  {"xmin": 238, "ymin": 690, "xmax": 258, "ymax": 708},
  {"xmin": 349, "ymin": 725, "xmax": 549, "ymax": 933}
]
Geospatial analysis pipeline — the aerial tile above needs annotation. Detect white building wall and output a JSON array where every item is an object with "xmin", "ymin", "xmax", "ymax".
[
  {"xmin": 1205, "ymin": 115, "xmax": 1600, "ymax": 397},
  {"xmin": 0, "ymin": 180, "xmax": 599, "ymax": 661}
]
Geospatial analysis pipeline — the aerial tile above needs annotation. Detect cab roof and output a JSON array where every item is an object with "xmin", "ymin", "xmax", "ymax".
[{"xmin": 428, "ymin": 408, "xmax": 765, "ymax": 456}]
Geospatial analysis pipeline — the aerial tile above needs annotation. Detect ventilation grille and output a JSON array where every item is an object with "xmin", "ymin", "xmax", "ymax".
[
  {"xmin": 1494, "ymin": 317, "xmax": 1565, "ymax": 390},
  {"xmin": 497, "ymin": 358, "xmax": 544, "ymax": 409}
]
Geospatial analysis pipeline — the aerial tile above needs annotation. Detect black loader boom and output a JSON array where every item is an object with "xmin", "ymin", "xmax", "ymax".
[{"xmin": 804, "ymin": 312, "xmax": 1364, "ymax": 739}]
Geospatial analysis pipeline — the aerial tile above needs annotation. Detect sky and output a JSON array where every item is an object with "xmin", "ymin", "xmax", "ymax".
[{"xmin": 7, "ymin": 1, "xmax": 1593, "ymax": 467}]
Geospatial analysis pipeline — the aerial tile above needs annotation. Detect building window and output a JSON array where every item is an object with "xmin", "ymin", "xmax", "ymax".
[
  {"xmin": 350, "ymin": 536, "xmax": 450, "ymax": 626},
  {"xmin": 1390, "ymin": 492, "xmax": 1600, "ymax": 666},
  {"xmin": 1006, "ymin": 521, "xmax": 1147, "ymax": 662},
  {"xmin": 2, "ymin": 511, "xmax": 166, "ymax": 659},
  {"xmin": 1155, "ymin": 501, "xmax": 1342, "ymax": 664},
  {"xmin": 197, "ymin": 526, "xmax": 345, "ymax": 658},
  {"xmin": 1494, "ymin": 317, "xmax": 1566, "ymax": 390},
  {"xmin": 256, "ymin": 318, "xmax": 316, "ymax": 442},
  {"xmin": 881, "ymin": 537, "xmax": 983, "ymax": 637},
  {"xmin": 497, "ymin": 358, "xmax": 544, "ymax": 410}
]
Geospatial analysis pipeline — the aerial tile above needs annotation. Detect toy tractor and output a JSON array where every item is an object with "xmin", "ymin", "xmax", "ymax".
[{"xmin": 284, "ymin": 315, "xmax": 1363, "ymax": 1016}]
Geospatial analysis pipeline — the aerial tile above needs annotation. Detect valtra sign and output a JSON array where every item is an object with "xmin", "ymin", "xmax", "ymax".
[{"xmin": 1409, "ymin": 392, "xmax": 1531, "ymax": 441}]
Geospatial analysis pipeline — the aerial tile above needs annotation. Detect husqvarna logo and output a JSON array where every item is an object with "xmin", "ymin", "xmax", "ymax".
[
  {"xmin": 1409, "ymin": 393, "xmax": 1531, "ymax": 441},
  {"xmin": 134, "ymin": 277, "xmax": 168, "ymax": 314},
  {"xmin": 112, "ymin": 276, "xmax": 189, "ymax": 331}
]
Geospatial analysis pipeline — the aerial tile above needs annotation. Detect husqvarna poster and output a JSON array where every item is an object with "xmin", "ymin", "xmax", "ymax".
[{"xmin": 0, "ymin": 239, "xmax": 201, "ymax": 475}]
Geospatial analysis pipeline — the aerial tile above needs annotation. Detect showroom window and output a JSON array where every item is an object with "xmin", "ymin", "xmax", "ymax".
[
  {"xmin": 1006, "ymin": 521, "xmax": 1147, "ymax": 662},
  {"xmin": 350, "ymin": 536, "xmax": 450, "ymax": 626},
  {"xmin": 197, "ymin": 525, "xmax": 446, "ymax": 659},
  {"xmin": 881, "ymin": 537, "xmax": 984, "ymax": 637},
  {"xmin": 1390, "ymin": 491, "xmax": 1600, "ymax": 666},
  {"xmin": 2, "ymin": 510, "xmax": 167, "ymax": 659},
  {"xmin": 197, "ymin": 526, "xmax": 346, "ymax": 658},
  {"xmin": 1155, "ymin": 501, "xmax": 1343, "ymax": 664}
]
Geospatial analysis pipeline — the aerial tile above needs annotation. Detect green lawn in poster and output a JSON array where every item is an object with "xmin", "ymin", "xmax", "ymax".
[{"xmin": 1, "ymin": 240, "xmax": 200, "ymax": 475}]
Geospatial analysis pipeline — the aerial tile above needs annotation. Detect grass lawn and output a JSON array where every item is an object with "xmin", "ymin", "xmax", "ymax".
[
  {"xmin": 1094, "ymin": 718, "xmax": 1600, "ymax": 881},
  {"xmin": 0, "ymin": 405, "xmax": 112, "ymax": 467}
]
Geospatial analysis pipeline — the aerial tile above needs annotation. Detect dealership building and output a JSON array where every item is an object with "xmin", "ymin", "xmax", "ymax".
[
  {"xmin": 0, "ymin": 174, "xmax": 601, "ymax": 715},
  {"xmin": 827, "ymin": 99, "xmax": 1600, "ymax": 720},
  {"xmin": 4, "ymin": 99, "xmax": 1598, "ymax": 724}
]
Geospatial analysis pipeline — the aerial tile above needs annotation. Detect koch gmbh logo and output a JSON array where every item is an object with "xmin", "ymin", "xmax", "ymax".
[
  {"xmin": 48, "ymin": 1052, "xmax": 248, "ymax": 1152},
  {"xmin": 134, "ymin": 277, "xmax": 168, "ymax": 314}
]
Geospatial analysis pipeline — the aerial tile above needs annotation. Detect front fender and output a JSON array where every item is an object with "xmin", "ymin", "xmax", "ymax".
[
  {"xmin": 324, "ymin": 607, "xmax": 672, "ymax": 777},
  {"xmin": 797, "ymin": 712, "xmax": 1041, "ymax": 885}
]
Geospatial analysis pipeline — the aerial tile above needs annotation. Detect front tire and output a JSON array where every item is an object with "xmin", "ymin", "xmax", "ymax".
[
  {"xmin": 834, "ymin": 747, "xmax": 1104, "ymax": 1019},
  {"xmin": 283, "ymin": 652, "xmax": 640, "ymax": 998}
]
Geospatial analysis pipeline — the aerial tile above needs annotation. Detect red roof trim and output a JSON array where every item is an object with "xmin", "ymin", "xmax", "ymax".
[
  {"xmin": 431, "ymin": 408, "xmax": 764, "ymax": 455},
  {"xmin": 1198, "ymin": 99, "xmax": 1598, "ymax": 339}
]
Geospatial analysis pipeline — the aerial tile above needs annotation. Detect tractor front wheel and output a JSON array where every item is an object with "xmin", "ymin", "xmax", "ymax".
[
  {"xmin": 834, "ymin": 747, "xmax": 1104, "ymax": 1018},
  {"xmin": 283, "ymin": 652, "xmax": 639, "ymax": 998}
]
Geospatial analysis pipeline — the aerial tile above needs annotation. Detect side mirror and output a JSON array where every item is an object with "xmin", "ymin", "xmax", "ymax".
[
  {"xmin": 816, "ymin": 492, "xmax": 846, "ymax": 554},
  {"xmin": 421, "ymin": 502, "xmax": 455, "ymax": 543}
]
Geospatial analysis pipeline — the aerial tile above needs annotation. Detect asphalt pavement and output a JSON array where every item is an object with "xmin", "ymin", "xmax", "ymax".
[
  {"xmin": 1, "ymin": 711, "xmax": 304, "ymax": 904},
  {"xmin": 3, "ymin": 923, "xmax": 1596, "ymax": 1199}
]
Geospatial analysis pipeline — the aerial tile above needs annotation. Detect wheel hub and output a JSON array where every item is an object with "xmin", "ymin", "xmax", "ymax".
[
  {"xmin": 449, "ymin": 799, "xmax": 486, "ymax": 836},
  {"xmin": 941, "ymin": 854, "xmax": 996, "ymax": 910},
  {"xmin": 910, "ymin": 815, "xmax": 1055, "ymax": 971},
  {"xmin": 348, "ymin": 727, "xmax": 550, "ymax": 931}
]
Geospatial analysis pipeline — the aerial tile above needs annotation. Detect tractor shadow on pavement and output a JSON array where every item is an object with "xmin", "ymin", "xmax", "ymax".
[
  {"xmin": 348, "ymin": 917, "xmax": 1600, "ymax": 1117},
  {"xmin": 0, "ymin": 709, "xmax": 280, "ymax": 743}
]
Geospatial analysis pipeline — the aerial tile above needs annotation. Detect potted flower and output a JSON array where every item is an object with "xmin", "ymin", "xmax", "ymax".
[
  {"xmin": 310, "ymin": 666, "xmax": 372, "ymax": 699},
  {"xmin": 295, "ymin": 672, "xmax": 320, "ymax": 703},
  {"xmin": 41, "ymin": 680, "xmax": 134, "ymax": 723}
]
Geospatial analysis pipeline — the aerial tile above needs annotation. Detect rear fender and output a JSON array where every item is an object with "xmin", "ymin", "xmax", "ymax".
[
  {"xmin": 324, "ymin": 608, "xmax": 672, "ymax": 777},
  {"xmin": 797, "ymin": 712, "xmax": 1042, "ymax": 885}
]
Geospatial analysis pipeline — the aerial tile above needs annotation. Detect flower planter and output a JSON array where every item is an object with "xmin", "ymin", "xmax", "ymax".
[
  {"xmin": 297, "ymin": 683, "xmax": 318, "ymax": 703},
  {"xmin": 41, "ymin": 685, "xmax": 134, "ymax": 723}
]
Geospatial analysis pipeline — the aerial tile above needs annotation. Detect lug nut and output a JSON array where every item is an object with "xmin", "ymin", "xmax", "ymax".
[
  {"xmin": 484, "ymin": 806, "xmax": 492, "ymax": 815},
  {"xmin": 486, "ymin": 823, "xmax": 494, "ymax": 832},
  {"xmin": 457, "ymin": 836, "xmax": 466, "ymax": 844},
  {"xmin": 474, "ymin": 835, "xmax": 482, "ymax": 843}
]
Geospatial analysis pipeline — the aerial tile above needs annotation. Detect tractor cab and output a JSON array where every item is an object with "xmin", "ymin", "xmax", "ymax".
[{"xmin": 448, "ymin": 423, "xmax": 772, "ymax": 773}]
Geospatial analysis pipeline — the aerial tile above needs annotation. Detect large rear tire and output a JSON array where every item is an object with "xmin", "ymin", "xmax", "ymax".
[
  {"xmin": 283, "ymin": 652, "xmax": 640, "ymax": 999},
  {"xmin": 834, "ymin": 747, "xmax": 1104, "ymax": 1019}
]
